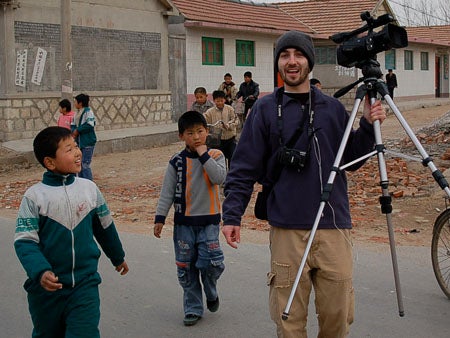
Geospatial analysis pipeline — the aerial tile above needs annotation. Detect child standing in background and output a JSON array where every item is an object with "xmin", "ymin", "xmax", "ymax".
[
  {"xmin": 190, "ymin": 87, "xmax": 214, "ymax": 114},
  {"xmin": 57, "ymin": 98, "xmax": 75, "ymax": 130},
  {"xmin": 154, "ymin": 111, "xmax": 226, "ymax": 327},
  {"xmin": 72, "ymin": 93, "xmax": 97, "ymax": 181},
  {"xmin": 204, "ymin": 90, "xmax": 238, "ymax": 169}
]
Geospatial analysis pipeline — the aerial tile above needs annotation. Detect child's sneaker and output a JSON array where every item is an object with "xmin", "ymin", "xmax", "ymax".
[
  {"xmin": 183, "ymin": 314, "xmax": 201, "ymax": 326},
  {"xmin": 207, "ymin": 296, "xmax": 220, "ymax": 312}
]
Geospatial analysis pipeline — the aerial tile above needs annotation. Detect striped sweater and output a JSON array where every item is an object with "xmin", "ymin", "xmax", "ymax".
[{"xmin": 155, "ymin": 148, "xmax": 226, "ymax": 226}]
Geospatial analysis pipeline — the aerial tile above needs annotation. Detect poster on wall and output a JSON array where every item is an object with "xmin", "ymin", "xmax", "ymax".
[
  {"xmin": 15, "ymin": 49, "xmax": 28, "ymax": 87},
  {"xmin": 31, "ymin": 47, "xmax": 47, "ymax": 85}
]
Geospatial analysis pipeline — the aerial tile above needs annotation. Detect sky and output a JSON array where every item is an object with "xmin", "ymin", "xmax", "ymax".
[{"xmin": 249, "ymin": 0, "xmax": 445, "ymax": 26}]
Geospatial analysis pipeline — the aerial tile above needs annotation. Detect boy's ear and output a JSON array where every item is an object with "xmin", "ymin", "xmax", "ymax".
[
  {"xmin": 43, "ymin": 156, "xmax": 56, "ymax": 171},
  {"xmin": 178, "ymin": 133, "xmax": 184, "ymax": 141}
]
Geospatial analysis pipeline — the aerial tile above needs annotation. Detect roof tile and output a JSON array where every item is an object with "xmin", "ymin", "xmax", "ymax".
[{"xmin": 171, "ymin": 0, "xmax": 314, "ymax": 34}]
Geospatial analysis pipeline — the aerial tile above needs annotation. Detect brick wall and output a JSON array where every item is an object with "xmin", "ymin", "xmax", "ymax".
[{"xmin": 0, "ymin": 92, "xmax": 172, "ymax": 142}]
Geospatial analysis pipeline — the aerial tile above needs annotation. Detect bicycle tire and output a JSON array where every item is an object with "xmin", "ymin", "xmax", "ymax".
[{"xmin": 431, "ymin": 209, "xmax": 450, "ymax": 299}]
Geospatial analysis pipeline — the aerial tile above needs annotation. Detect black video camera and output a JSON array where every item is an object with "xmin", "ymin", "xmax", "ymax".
[
  {"xmin": 330, "ymin": 12, "xmax": 408, "ymax": 68},
  {"xmin": 277, "ymin": 146, "xmax": 309, "ymax": 170}
]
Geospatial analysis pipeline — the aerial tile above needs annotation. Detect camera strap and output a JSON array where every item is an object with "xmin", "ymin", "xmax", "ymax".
[{"xmin": 276, "ymin": 87, "xmax": 315, "ymax": 148}]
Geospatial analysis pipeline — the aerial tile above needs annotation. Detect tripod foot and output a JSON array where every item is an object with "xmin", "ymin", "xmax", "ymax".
[
  {"xmin": 399, "ymin": 310, "xmax": 405, "ymax": 317},
  {"xmin": 281, "ymin": 312, "xmax": 289, "ymax": 321}
]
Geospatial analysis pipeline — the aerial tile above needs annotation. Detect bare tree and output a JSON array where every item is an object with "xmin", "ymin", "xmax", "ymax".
[
  {"xmin": 437, "ymin": 0, "xmax": 450, "ymax": 24},
  {"xmin": 393, "ymin": 0, "xmax": 449, "ymax": 26}
]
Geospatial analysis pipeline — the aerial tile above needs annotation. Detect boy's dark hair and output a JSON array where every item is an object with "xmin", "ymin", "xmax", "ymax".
[
  {"xmin": 193, "ymin": 87, "xmax": 207, "ymax": 95},
  {"xmin": 310, "ymin": 78, "xmax": 321, "ymax": 86},
  {"xmin": 178, "ymin": 111, "xmax": 208, "ymax": 134},
  {"xmin": 33, "ymin": 126, "xmax": 72, "ymax": 168},
  {"xmin": 59, "ymin": 98, "xmax": 71, "ymax": 111},
  {"xmin": 212, "ymin": 90, "xmax": 226, "ymax": 100},
  {"xmin": 224, "ymin": 73, "xmax": 232, "ymax": 78},
  {"xmin": 75, "ymin": 93, "xmax": 90, "ymax": 107},
  {"xmin": 244, "ymin": 71, "xmax": 252, "ymax": 78}
]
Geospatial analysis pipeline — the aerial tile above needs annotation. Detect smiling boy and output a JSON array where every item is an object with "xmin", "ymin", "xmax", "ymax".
[{"xmin": 14, "ymin": 126, "xmax": 129, "ymax": 337}]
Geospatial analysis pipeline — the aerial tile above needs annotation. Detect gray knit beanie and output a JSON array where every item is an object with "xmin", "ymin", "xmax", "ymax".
[{"xmin": 274, "ymin": 31, "xmax": 315, "ymax": 72}]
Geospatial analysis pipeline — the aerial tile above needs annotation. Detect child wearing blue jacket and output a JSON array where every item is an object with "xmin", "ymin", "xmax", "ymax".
[
  {"xmin": 72, "ymin": 93, "xmax": 97, "ymax": 180},
  {"xmin": 14, "ymin": 126, "xmax": 129, "ymax": 338}
]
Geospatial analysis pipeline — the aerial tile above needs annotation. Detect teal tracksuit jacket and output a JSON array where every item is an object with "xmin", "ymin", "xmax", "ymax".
[{"xmin": 14, "ymin": 171, "xmax": 125, "ymax": 336}]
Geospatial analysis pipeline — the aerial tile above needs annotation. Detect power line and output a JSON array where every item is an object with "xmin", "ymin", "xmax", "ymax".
[{"xmin": 389, "ymin": 0, "xmax": 449, "ymax": 25}]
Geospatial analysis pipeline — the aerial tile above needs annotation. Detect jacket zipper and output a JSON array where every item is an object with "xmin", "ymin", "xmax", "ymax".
[{"xmin": 63, "ymin": 177, "xmax": 76, "ymax": 288}]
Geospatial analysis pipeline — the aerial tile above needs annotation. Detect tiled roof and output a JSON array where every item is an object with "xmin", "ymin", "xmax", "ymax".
[
  {"xmin": 278, "ymin": 0, "xmax": 383, "ymax": 36},
  {"xmin": 406, "ymin": 26, "xmax": 450, "ymax": 47},
  {"xmin": 170, "ymin": 0, "xmax": 314, "ymax": 34}
]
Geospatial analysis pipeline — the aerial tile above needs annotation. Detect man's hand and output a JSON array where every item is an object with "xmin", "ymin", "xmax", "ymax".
[
  {"xmin": 363, "ymin": 98, "xmax": 386, "ymax": 125},
  {"xmin": 40, "ymin": 271, "xmax": 63, "ymax": 292},
  {"xmin": 222, "ymin": 225, "xmax": 241, "ymax": 249}
]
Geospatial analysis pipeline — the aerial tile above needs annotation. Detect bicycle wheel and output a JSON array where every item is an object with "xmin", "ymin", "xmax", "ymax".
[{"xmin": 431, "ymin": 209, "xmax": 450, "ymax": 299}]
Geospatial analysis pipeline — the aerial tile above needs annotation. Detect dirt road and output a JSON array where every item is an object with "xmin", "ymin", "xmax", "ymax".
[{"xmin": 1, "ymin": 103, "xmax": 450, "ymax": 247}]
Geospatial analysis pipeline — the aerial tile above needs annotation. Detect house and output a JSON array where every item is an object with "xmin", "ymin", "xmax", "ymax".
[
  {"xmin": 0, "ymin": 0, "xmax": 178, "ymax": 142},
  {"xmin": 170, "ymin": 0, "xmax": 449, "ymax": 112},
  {"xmin": 404, "ymin": 25, "xmax": 450, "ymax": 98},
  {"xmin": 169, "ymin": 0, "xmax": 314, "ymax": 111}
]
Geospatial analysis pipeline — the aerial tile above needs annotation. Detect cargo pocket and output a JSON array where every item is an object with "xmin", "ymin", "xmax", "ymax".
[{"xmin": 268, "ymin": 261, "xmax": 291, "ymax": 288}]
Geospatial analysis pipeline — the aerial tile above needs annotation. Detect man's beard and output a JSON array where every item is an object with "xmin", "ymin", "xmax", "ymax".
[{"xmin": 281, "ymin": 66, "xmax": 309, "ymax": 87}]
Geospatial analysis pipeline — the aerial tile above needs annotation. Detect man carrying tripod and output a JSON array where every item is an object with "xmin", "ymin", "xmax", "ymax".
[{"xmin": 222, "ymin": 31, "xmax": 386, "ymax": 337}]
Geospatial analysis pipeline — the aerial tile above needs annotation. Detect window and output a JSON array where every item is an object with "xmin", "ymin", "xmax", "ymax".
[
  {"xmin": 236, "ymin": 40, "xmax": 255, "ymax": 66},
  {"xmin": 315, "ymin": 47, "xmax": 336, "ymax": 65},
  {"xmin": 385, "ymin": 50, "xmax": 396, "ymax": 70},
  {"xmin": 404, "ymin": 50, "xmax": 413, "ymax": 70},
  {"xmin": 420, "ymin": 52, "xmax": 429, "ymax": 70},
  {"xmin": 202, "ymin": 37, "xmax": 223, "ymax": 65}
]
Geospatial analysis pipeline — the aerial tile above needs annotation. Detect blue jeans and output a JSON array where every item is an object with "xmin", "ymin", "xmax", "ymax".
[
  {"xmin": 79, "ymin": 146, "xmax": 95, "ymax": 180},
  {"xmin": 173, "ymin": 224, "xmax": 225, "ymax": 316}
]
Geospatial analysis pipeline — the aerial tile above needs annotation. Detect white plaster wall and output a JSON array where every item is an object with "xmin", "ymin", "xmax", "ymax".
[
  {"xmin": 185, "ymin": 28, "xmax": 276, "ymax": 96},
  {"xmin": 377, "ymin": 45, "xmax": 436, "ymax": 97}
]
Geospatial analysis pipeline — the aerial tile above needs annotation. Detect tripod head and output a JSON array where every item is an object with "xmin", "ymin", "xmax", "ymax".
[{"xmin": 334, "ymin": 57, "xmax": 388, "ymax": 98}]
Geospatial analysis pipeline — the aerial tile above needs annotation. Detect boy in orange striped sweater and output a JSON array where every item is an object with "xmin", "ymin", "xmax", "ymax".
[{"xmin": 154, "ymin": 111, "xmax": 226, "ymax": 326}]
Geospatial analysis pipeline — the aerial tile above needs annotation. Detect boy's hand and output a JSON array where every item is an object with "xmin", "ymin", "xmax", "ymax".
[
  {"xmin": 115, "ymin": 261, "xmax": 129, "ymax": 275},
  {"xmin": 154, "ymin": 223, "xmax": 164, "ymax": 238},
  {"xmin": 196, "ymin": 144, "xmax": 207, "ymax": 156},
  {"xmin": 40, "ymin": 271, "xmax": 63, "ymax": 291}
]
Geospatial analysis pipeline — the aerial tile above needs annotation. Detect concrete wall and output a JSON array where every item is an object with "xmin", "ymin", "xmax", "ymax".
[{"xmin": 0, "ymin": 0, "xmax": 176, "ymax": 142}]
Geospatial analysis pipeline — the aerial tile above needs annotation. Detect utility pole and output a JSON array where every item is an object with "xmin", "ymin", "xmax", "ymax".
[{"xmin": 61, "ymin": 0, "xmax": 73, "ymax": 100}]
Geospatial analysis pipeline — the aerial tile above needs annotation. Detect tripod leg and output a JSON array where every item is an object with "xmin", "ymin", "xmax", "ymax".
[
  {"xmin": 371, "ymin": 96, "xmax": 405, "ymax": 316},
  {"xmin": 282, "ymin": 95, "xmax": 364, "ymax": 320}
]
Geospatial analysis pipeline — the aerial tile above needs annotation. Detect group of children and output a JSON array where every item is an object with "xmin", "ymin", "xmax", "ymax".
[{"xmin": 14, "ymin": 74, "xmax": 256, "ymax": 335}]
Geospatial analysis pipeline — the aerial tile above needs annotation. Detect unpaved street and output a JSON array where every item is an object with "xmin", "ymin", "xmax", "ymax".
[{"xmin": 1, "ymin": 103, "xmax": 450, "ymax": 247}]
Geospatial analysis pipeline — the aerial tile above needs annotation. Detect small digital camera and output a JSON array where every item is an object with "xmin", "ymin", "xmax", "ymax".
[{"xmin": 277, "ymin": 146, "xmax": 309, "ymax": 170}]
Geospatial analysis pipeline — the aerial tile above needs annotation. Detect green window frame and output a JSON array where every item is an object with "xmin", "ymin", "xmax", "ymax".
[
  {"xmin": 385, "ymin": 50, "xmax": 396, "ymax": 70},
  {"xmin": 404, "ymin": 50, "xmax": 413, "ymax": 70},
  {"xmin": 420, "ymin": 52, "xmax": 429, "ymax": 70},
  {"xmin": 202, "ymin": 37, "xmax": 223, "ymax": 65},
  {"xmin": 315, "ymin": 47, "xmax": 336, "ymax": 65},
  {"xmin": 236, "ymin": 40, "xmax": 255, "ymax": 66}
]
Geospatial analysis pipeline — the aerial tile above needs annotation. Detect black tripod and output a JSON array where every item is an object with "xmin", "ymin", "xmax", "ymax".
[{"xmin": 282, "ymin": 59, "xmax": 450, "ymax": 321}]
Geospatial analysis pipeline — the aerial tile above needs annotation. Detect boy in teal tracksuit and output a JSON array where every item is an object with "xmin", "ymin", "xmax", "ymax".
[{"xmin": 14, "ymin": 126, "xmax": 129, "ymax": 338}]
